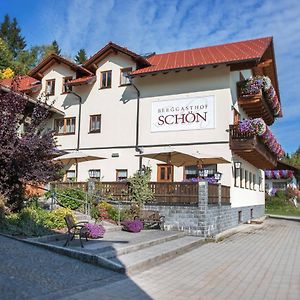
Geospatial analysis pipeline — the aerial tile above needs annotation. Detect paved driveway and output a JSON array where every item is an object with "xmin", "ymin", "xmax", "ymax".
[
  {"xmin": 0, "ymin": 219, "xmax": 299, "ymax": 300},
  {"xmin": 63, "ymin": 219, "xmax": 300, "ymax": 300}
]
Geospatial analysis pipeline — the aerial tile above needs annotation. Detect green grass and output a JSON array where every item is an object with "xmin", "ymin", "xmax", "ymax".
[{"xmin": 265, "ymin": 194, "xmax": 300, "ymax": 217}]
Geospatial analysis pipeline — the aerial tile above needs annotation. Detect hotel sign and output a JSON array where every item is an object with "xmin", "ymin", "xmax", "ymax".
[{"xmin": 151, "ymin": 96, "xmax": 215, "ymax": 132}]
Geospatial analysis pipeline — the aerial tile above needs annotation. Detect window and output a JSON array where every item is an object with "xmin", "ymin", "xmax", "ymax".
[
  {"xmin": 89, "ymin": 115, "xmax": 101, "ymax": 133},
  {"xmin": 250, "ymin": 208, "xmax": 253, "ymax": 219},
  {"xmin": 259, "ymin": 177, "xmax": 264, "ymax": 192},
  {"xmin": 116, "ymin": 169, "xmax": 128, "ymax": 181},
  {"xmin": 55, "ymin": 117, "xmax": 75, "ymax": 135},
  {"xmin": 89, "ymin": 169, "xmax": 101, "ymax": 180},
  {"xmin": 62, "ymin": 77, "xmax": 73, "ymax": 93},
  {"xmin": 45, "ymin": 79, "xmax": 55, "ymax": 95},
  {"xmin": 184, "ymin": 166, "xmax": 198, "ymax": 180},
  {"xmin": 66, "ymin": 170, "xmax": 75, "ymax": 181},
  {"xmin": 245, "ymin": 170, "xmax": 249, "ymax": 189},
  {"xmin": 249, "ymin": 172, "xmax": 252, "ymax": 190},
  {"xmin": 120, "ymin": 68, "xmax": 132, "ymax": 86},
  {"xmin": 273, "ymin": 182, "xmax": 287, "ymax": 190},
  {"xmin": 238, "ymin": 211, "xmax": 242, "ymax": 223},
  {"xmin": 234, "ymin": 166, "xmax": 239, "ymax": 187},
  {"xmin": 100, "ymin": 70, "xmax": 112, "ymax": 88},
  {"xmin": 253, "ymin": 174, "xmax": 256, "ymax": 190},
  {"xmin": 240, "ymin": 168, "xmax": 244, "ymax": 188}
]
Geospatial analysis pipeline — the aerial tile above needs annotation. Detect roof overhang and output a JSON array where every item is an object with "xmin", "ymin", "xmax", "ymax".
[
  {"xmin": 0, "ymin": 84, "xmax": 64, "ymax": 116},
  {"xmin": 83, "ymin": 42, "xmax": 151, "ymax": 72},
  {"xmin": 28, "ymin": 53, "xmax": 93, "ymax": 80}
]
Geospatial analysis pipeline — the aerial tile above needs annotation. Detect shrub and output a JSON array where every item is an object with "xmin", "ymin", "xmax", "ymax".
[
  {"xmin": 44, "ymin": 208, "xmax": 75, "ymax": 229},
  {"xmin": 128, "ymin": 167, "xmax": 153, "ymax": 208},
  {"xmin": 52, "ymin": 188, "xmax": 85, "ymax": 210}
]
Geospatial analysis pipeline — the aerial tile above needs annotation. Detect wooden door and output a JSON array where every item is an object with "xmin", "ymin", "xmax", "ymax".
[{"xmin": 157, "ymin": 164, "xmax": 174, "ymax": 182}]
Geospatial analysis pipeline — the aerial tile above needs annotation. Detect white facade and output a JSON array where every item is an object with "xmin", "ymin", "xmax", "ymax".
[{"xmin": 33, "ymin": 48, "xmax": 268, "ymax": 208}]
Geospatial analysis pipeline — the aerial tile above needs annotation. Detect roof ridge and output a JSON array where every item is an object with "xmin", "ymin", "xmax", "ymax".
[{"xmin": 151, "ymin": 36, "xmax": 272, "ymax": 57}]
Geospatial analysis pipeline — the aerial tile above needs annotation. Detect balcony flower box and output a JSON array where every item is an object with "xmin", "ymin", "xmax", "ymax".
[
  {"xmin": 239, "ymin": 76, "xmax": 282, "ymax": 117},
  {"xmin": 238, "ymin": 118, "xmax": 284, "ymax": 159}
]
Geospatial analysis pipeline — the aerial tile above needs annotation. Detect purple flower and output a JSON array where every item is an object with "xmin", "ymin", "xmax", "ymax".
[
  {"xmin": 85, "ymin": 223, "xmax": 106, "ymax": 238},
  {"xmin": 121, "ymin": 220, "xmax": 144, "ymax": 233}
]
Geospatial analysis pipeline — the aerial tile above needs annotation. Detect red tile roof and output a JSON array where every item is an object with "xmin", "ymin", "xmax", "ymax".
[
  {"xmin": 0, "ymin": 76, "xmax": 41, "ymax": 92},
  {"xmin": 66, "ymin": 76, "xmax": 95, "ymax": 86},
  {"xmin": 132, "ymin": 37, "xmax": 273, "ymax": 75}
]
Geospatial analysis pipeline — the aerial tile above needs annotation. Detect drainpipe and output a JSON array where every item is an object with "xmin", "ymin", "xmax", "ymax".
[
  {"xmin": 129, "ymin": 77, "xmax": 143, "ymax": 171},
  {"xmin": 70, "ymin": 90, "xmax": 82, "ymax": 180}
]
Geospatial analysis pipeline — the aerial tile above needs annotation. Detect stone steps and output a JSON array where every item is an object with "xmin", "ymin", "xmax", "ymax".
[
  {"xmin": 99, "ymin": 231, "xmax": 186, "ymax": 259},
  {"xmin": 107, "ymin": 235, "xmax": 206, "ymax": 275}
]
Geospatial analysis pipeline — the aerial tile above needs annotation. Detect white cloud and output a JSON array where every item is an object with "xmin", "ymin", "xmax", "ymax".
[{"xmin": 40, "ymin": 0, "xmax": 300, "ymax": 152}]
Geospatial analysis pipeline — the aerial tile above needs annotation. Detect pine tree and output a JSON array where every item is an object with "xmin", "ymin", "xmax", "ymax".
[
  {"xmin": 74, "ymin": 49, "xmax": 88, "ymax": 64},
  {"xmin": 51, "ymin": 40, "xmax": 61, "ymax": 55},
  {"xmin": 0, "ymin": 15, "xmax": 26, "ymax": 59}
]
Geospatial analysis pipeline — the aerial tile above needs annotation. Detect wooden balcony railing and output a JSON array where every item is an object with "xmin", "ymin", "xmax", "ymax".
[
  {"xmin": 51, "ymin": 181, "xmax": 231, "ymax": 206},
  {"xmin": 229, "ymin": 125, "xmax": 277, "ymax": 169},
  {"xmin": 237, "ymin": 82, "xmax": 274, "ymax": 125}
]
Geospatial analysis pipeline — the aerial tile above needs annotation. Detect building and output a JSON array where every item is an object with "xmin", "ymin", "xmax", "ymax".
[
  {"xmin": 265, "ymin": 161, "xmax": 300, "ymax": 194},
  {"xmin": 2, "ymin": 37, "xmax": 285, "ymax": 235}
]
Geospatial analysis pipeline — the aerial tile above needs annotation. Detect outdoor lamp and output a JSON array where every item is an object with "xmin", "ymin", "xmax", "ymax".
[
  {"xmin": 214, "ymin": 172, "xmax": 222, "ymax": 181},
  {"xmin": 199, "ymin": 169, "xmax": 209, "ymax": 178},
  {"xmin": 234, "ymin": 161, "xmax": 242, "ymax": 169},
  {"xmin": 88, "ymin": 170, "xmax": 94, "ymax": 178}
]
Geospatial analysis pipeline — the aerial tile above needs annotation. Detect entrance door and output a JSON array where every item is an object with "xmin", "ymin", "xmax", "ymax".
[{"xmin": 157, "ymin": 164, "xmax": 174, "ymax": 182}]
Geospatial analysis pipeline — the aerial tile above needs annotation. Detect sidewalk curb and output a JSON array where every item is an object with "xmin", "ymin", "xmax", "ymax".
[{"xmin": 266, "ymin": 214, "xmax": 300, "ymax": 222}]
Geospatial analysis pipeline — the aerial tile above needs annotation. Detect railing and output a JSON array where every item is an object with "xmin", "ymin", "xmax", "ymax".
[
  {"xmin": 149, "ymin": 182, "xmax": 199, "ymax": 205},
  {"xmin": 51, "ymin": 181, "xmax": 231, "ymax": 206},
  {"xmin": 208, "ymin": 184, "xmax": 219, "ymax": 204},
  {"xmin": 51, "ymin": 181, "xmax": 88, "ymax": 192},
  {"xmin": 94, "ymin": 181, "xmax": 130, "ymax": 201},
  {"xmin": 229, "ymin": 124, "xmax": 255, "ymax": 140},
  {"xmin": 221, "ymin": 185, "xmax": 231, "ymax": 204}
]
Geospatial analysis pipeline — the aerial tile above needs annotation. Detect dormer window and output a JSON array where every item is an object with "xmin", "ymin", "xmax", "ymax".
[
  {"xmin": 120, "ymin": 68, "xmax": 132, "ymax": 86},
  {"xmin": 62, "ymin": 77, "xmax": 73, "ymax": 93},
  {"xmin": 100, "ymin": 70, "xmax": 112, "ymax": 89},
  {"xmin": 45, "ymin": 79, "xmax": 55, "ymax": 96}
]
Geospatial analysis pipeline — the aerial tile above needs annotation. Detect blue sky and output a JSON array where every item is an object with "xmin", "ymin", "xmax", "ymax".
[{"xmin": 1, "ymin": 0, "xmax": 299, "ymax": 154}]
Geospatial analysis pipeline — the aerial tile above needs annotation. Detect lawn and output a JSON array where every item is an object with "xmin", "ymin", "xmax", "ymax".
[{"xmin": 265, "ymin": 192, "xmax": 300, "ymax": 217}]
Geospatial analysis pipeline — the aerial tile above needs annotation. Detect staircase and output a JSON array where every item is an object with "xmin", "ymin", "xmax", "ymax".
[{"xmin": 84, "ymin": 230, "xmax": 206, "ymax": 275}]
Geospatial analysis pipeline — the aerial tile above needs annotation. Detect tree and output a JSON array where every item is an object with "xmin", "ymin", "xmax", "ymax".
[
  {"xmin": 74, "ymin": 49, "xmax": 87, "ymax": 64},
  {"xmin": 0, "ymin": 38, "xmax": 13, "ymax": 70},
  {"xmin": 283, "ymin": 147, "xmax": 300, "ymax": 167},
  {"xmin": 128, "ymin": 166, "xmax": 154, "ymax": 211},
  {"xmin": 51, "ymin": 40, "xmax": 61, "ymax": 55},
  {"xmin": 0, "ymin": 68, "xmax": 14, "ymax": 79},
  {"xmin": 0, "ymin": 80, "xmax": 62, "ymax": 211},
  {"xmin": 0, "ymin": 15, "xmax": 26, "ymax": 59}
]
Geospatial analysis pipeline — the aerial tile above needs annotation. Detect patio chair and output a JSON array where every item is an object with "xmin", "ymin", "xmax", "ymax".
[{"xmin": 64, "ymin": 214, "xmax": 89, "ymax": 248}]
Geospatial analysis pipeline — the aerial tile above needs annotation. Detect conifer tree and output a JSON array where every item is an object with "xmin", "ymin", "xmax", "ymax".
[
  {"xmin": 51, "ymin": 40, "xmax": 61, "ymax": 55},
  {"xmin": 74, "ymin": 49, "xmax": 88, "ymax": 64},
  {"xmin": 0, "ymin": 15, "xmax": 26, "ymax": 59}
]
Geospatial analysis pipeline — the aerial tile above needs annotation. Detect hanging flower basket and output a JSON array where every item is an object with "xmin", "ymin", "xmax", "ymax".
[{"xmin": 84, "ymin": 223, "xmax": 106, "ymax": 238}]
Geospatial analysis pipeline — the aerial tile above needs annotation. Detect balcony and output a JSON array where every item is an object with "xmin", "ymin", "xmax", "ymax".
[
  {"xmin": 229, "ymin": 125, "xmax": 277, "ymax": 169},
  {"xmin": 237, "ymin": 76, "xmax": 282, "ymax": 126}
]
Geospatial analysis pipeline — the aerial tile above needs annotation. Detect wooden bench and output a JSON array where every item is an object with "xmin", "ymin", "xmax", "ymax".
[
  {"xmin": 64, "ymin": 214, "xmax": 89, "ymax": 248},
  {"xmin": 135, "ymin": 210, "xmax": 165, "ymax": 230}
]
